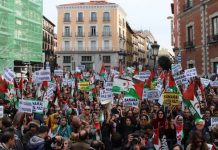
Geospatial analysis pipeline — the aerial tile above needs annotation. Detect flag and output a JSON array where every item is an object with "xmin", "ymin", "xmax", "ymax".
[
  {"xmin": 182, "ymin": 81, "xmax": 195, "ymax": 100},
  {"xmin": 99, "ymin": 63, "xmax": 106, "ymax": 78},
  {"xmin": 42, "ymin": 81, "xmax": 48, "ymax": 90},
  {"xmin": 112, "ymin": 78, "xmax": 132, "ymax": 93},
  {"xmin": 154, "ymin": 128, "xmax": 160, "ymax": 150},
  {"xmin": 119, "ymin": 62, "xmax": 123, "ymax": 77},
  {"xmin": 19, "ymin": 77, "xmax": 24, "ymax": 91},
  {"xmin": 133, "ymin": 81, "xmax": 144, "ymax": 100},
  {"xmin": 134, "ymin": 69, "xmax": 139, "ymax": 75},
  {"xmin": 145, "ymin": 69, "xmax": 155, "ymax": 88},
  {"xmin": 125, "ymin": 87, "xmax": 139, "ymax": 99},
  {"xmin": 183, "ymin": 96, "xmax": 202, "ymax": 119}
]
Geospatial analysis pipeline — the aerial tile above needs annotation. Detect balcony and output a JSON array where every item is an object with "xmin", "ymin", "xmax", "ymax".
[
  {"xmin": 103, "ymin": 17, "xmax": 110, "ymax": 22},
  {"xmin": 102, "ymin": 32, "xmax": 111, "ymax": 37},
  {"xmin": 90, "ymin": 18, "xmax": 97, "ymax": 22},
  {"xmin": 183, "ymin": 1, "xmax": 193, "ymax": 12},
  {"xmin": 77, "ymin": 18, "xmax": 84, "ymax": 22},
  {"xmin": 63, "ymin": 18, "xmax": 71, "ymax": 22},
  {"xmin": 184, "ymin": 41, "xmax": 195, "ymax": 49},
  {"xmin": 208, "ymin": 34, "xmax": 218, "ymax": 44},
  {"xmin": 88, "ymin": 32, "xmax": 98, "ymax": 37},
  {"xmin": 76, "ymin": 32, "xmax": 85, "ymax": 37},
  {"xmin": 62, "ymin": 32, "xmax": 72, "ymax": 37}
]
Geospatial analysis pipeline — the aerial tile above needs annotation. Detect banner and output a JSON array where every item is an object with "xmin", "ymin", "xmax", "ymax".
[
  {"xmin": 211, "ymin": 117, "xmax": 218, "ymax": 126},
  {"xmin": 184, "ymin": 68, "xmax": 197, "ymax": 79},
  {"xmin": 143, "ymin": 89, "xmax": 148, "ymax": 99},
  {"xmin": 147, "ymin": 90, "xmax": 159, "ymax": 100},
  {"xmin": 35, "ymin": 70, "xmax": 51, "ymax": 82},
  {"xmin": 4, "ymin": 68, "xmax": 16, "ymax": 82},
  {"xmin": 171, "ymin": 64, "xmax": 182, "ymax": 75},
  {"xmin": 0, "ymin": 106, "xmax": 3, "ymax": 118},
  {"xmin": 163, "ymin": 92, "xmax": 179, "ymax": 106},
  {"xmin": 78, "ymin": 81, "xmax": 89, "ymax": 90},
  {"xmin": 210, "ymin": 81, "xmax": 218, "ymax": 87},
  {"xmin": 200, "ymin": 78, "xmax": 211, "ymax": 87},
  {"xmin": 31, "ymin": 100, "xmax": 44, "ymax": 114},
  {"xmin": 174, "ymin": 74, "xmax": 189, "ymax": 86},
  {"xmin": 123, "ymin": 97, "xmax": 139, "ymax": 107},
  {"xmin": 48, "ymin": 82, "xmax": 56, "ymax": 91},
  {"xmin": 100, "ymin": 89, "xmax": 113, "ymax": 104},
  {"xmin": 18, "ymin": 100, "xmax": 32, "ymax": 113},
  {"xmin": 54, "ymin": 69, "xmax": 63, "ymax": 77}
]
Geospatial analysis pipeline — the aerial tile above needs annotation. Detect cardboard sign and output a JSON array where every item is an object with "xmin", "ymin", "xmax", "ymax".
[
  {"xmin": 0, "ymin": 106, "xmax": 3, "ymax": 118},
  {"xmin": 163, "ymin": 92, "xmax": 179, "ymax": 106},
  {"xmin": 54, "ymin": 69, "xmax": 63, "ymax": 77},
  {"xmin": 184, "ymin": 68, "xmax": 197, "ymax": 79},
  {"xmin": 210, "ymin": 81, "xmax": 218, "ymax": 87},
  {"xmin": 171, "ymin": 64, "xmax": 182, "ymax": 75},
  {"xmin": 31, "ymin": 100, "xmax": 44, "ymax": 114},
  {"xmin": 123, "ymin": 97, "xmax": 139, "ymax": 107},
  {"xmin": 19, "ymin": 100, "xmax": 33, "ymax": 113},
  {"xmin": 147, "ymin": 90, "xmax": 159, "ymax": 100},
  {"xmin": 174, "ymin": 74, "xmax": 189, "ymax": 86},
  {"xmin": 200, "ymin": 78, "xmax": 211, "ymax": 87},
  {"xmin": 35, "ymin": 70, "xmax": 51, "ymax": 82},
  {"xmin": 211, "ymin": 117, "xmax": 218, "ymax": 126},
  {"xmin": 100, "ymin": 89, "xmax": 113, "ymax": 104},
  {"xmin": 4, "ymin": 68, "xmax": 16, "ymax": 82},
  {"xmin": 78, "ymin": 81, "xmax": 89, "ymax": 90}
]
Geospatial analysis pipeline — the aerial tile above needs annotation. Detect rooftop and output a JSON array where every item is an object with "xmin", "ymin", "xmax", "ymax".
[{"xmin": 58, "ymin": 0, "xmax": 115, "ymax": 7}]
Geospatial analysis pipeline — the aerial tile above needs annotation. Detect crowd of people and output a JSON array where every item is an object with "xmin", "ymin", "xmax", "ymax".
[{"xmin": 0, "ymin": 68, "xmax": 218, "ymax": 150}]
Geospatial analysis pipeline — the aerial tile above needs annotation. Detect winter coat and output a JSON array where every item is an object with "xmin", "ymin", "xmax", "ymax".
[{"xmin": 26, "ymin": 135, "xmax": 45, "ymax": 150}]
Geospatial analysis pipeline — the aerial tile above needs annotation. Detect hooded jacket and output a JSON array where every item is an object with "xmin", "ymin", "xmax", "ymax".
[{"xmin": 26, "ymin": 135, "xmax": 45, "ymax": 150}]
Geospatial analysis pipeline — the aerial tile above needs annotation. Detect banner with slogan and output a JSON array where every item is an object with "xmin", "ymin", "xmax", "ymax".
[
  {"xmin": 18, "ymin": 100, "xmax": 33, "ymax": 113},
  {"xmin": 100, "ymin": 89, "xmax": 113, "ymax": 104},
  {"xmin": 143, "ymin": 88, "xmax": 149, "ymax": 99},
  {"xmin": 174, "ymin": 74, "xmax": 189, "ymax": 86},
  {"xmin": 105, "ymin": 82, "xmax": 113, "ymax": 92},
  {"xmin": 54, "ymin": 69, "xmax": 63, "ymax": 77},
  {"xmin": 47, "ymin": 89, "xmax": 54, "ymax": 98},
  {"xmin": 211, "ymin": 117, "xmax": 218, "ymax": 126},
  {"xmin": 123, "ymin": 97, "xmax": 139, "ymax": 107},
  {"xmin": 133, "ymin": 71, "xmax": 150, "ymax": 81},
  {"xmin": 147, "ymin": 90, "xmax": 159, "ymax": 100},
  {"xmin": 63, "ymin": 78, "xmax": 74, "ymax": 86},
  {"xmin": 163, "ymin": 92, "xmax": 179, "ymax": 106},
  {"xmin": 35, "ymin": 70, "xmax": 51, "ymax": 82},
  {"xmin": 184, "ymin": 68, "xmax": 197, "ymax": 79},
  {"xmin": 210, "ymin": 81, "xmax": 218, "ymax": 87},
  {"xmin": 4, "ymin": 68, "xmax": 16, "ymax": 82},
  {"xmin": 31, "ymin": 100, "xmax": 44, "ymax": 114},
  {"xmin": 78, "ymin": 81, "xmax": 89, "ymax": 90},
  {"xmin": 0, "ymin": 106, "xmax": 3, "ymax": 118},
  {"xmin": 171, "ymin": 64, "xmax": 182, "ymax": 75}
]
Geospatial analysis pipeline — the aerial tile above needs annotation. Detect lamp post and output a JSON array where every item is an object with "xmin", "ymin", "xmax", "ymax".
[{"xmin": 151, "ymin": 41, "xmax": 160, "ymax": 69}]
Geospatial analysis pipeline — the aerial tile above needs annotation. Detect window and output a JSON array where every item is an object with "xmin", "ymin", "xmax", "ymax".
[
  {"xmin": 212, "ymin": 16, "xmax": 218, "ymax": 36},
  {"xmin": 90, "ymin": 26, "xmax": 96, "ymax": 36},
  {"xmin": 188, "ymin": 64, "xmax": 194, "ymax": 69},
  {"xmin": 187, "ymin": 26, "xmax": 193, "ymax": 42},
  {"xmin": 78, "ymin": 12, "xmax": 83, "ymax": 22},
  {"xmin": 63, "ymin": 56, "xmax": 71, "ymax": 63},
  {"xmin": 91, "ymin": 12, "xmax": 97, "ymax": 21},
  {"xmin": 77, "ymin": 41, "xmax": 83, "ymax": 50},
  {"xmin": 214, "ymin": 62, "xmax": 218, "ymax": 74},
  {"xmin": 103, "ymin": 56, "xmax": 110, "ymax": 63},
  {"xmin": 77, "ymin": 26, "xmax": 83, "ymax": 37},
  {"xmin": 81, "ymin": 56, "xmax": 92, "ymax": 62},
  {"xmin": 103, "ymin": 25, "xmax": 110, "ymax": 36},
  {"xmin": 104, "ymin": 40, "xmax": 110, "ymax": 49},
  {"xmin": 64, "ymin": 26, "xmax": 70, "ymax": 36},
  {"xmin": 91, "ymin": 40, "xmax": 96, "ymax": 50},
  {"xmin": 64, "ymin": 13, "xmax": 70, "ymax": 22},
  {"xmin": 103, "ymin": 12, "xmax": 110, "ymax": 21},
  {"xmin": 184, "ymin": 0, "xmax": 193, "ymax": 11},
  {"xmin": 64, "ymin": 41, "xmax": 70, "ymax": 50},
  {"xmin": 123, "ymin": 18, "xmax": 125, "ymax": 27}
]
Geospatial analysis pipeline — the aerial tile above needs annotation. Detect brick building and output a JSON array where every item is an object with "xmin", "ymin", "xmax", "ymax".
[{"xmin": 172, "ymin": 0, "xmax": 218, "ymax": 76}]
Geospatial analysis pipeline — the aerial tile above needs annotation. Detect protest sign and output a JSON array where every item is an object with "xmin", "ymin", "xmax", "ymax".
[
  {"xmin": 123, "ymin": 97, "xmax": 139, "ymax": 107},
  {"xmin": 76, "ymin": 65, "xmax": 85, "ymax": 72},
  {"xmin": 78, "ymin": 81, "xmax": 89, "ymax": 90},
  {"xmin": 143, "ymin": 88, "xmax": 148, "ymax": 99},
  {"xmin": 147, "ymin": 90, "xmax": 159, "ymax": 100},
  {"xmin": 35, "ymin": 70, "xmax": 51, "ymax": 82},
  {"xmin": 100, "ymin": 89, "xmax": 113, "ymax": 104},
  {"xmin": 19, "ymin": 100, "xmax": 32, "ymax": 113},
  {"xmin": 211, "ymin": 117, "xmax": 218, "ymax": 126},
  {"xmin": 210, "ymin": 81, "xmax": 218, "ymax": 87},
  {"xmin": 4, "ymin": 68, "xmax": 16, "ymax": 82},
  {"xmin": 105, "ymin": 82, "xmax": 112, "ymax": 92},
  {"xmin": 31, "ymin": 100, "xmax": 44, "ymax": 114},
  {"xmin": 48, "ymin": 82, "xmax": 56, "ymax": 91},
  {"xmin": 184, "ymin": 68, "xmax": 197, "ymax": 79},
  {"xmin": 54, "ymin": 69, "xmax": 63, "ymax": 77},
  {"xmin": 0, "ymin": 106, "xmax": 3, "ymax": 118},
  {"xmin": 163, "ymin": 92, "xmax": 179, "ymax": 106},
  {"xmin": 174, "ymin": 74, "xmax": 189, "ymax": 86},
  {"xmin": 171, "ymin": 64, "xmax": 182, "ymax": 75},
  {"xmin": 47, "ymin": 89, "xmax": 54, "ymax": 98},
  {"xmin": 200, "ymin": 78, "xmax": 211, "ymax": 87}
]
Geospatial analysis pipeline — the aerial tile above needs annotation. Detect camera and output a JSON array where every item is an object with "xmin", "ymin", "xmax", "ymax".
[{"xmin": 131, "ymin": 133, "xmax": 141, "ymax": 145}]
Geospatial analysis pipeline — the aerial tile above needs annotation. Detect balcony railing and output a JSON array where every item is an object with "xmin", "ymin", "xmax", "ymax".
[
  {"xmin": 102, "ymin": 32, "xmax": 111, "ymax": 37},
  {"xmin": 76, "ymin": 32, "xmax": 85, "ymax": 37},
  {"xmin": 88, "ymin": 32, "xmax": 98, "ymax": 37},
  {"xmin": 208, "ymin": 34, "xmax": 218, "ymax": 44},
  {"xmin": 184, "ymin": 41, "xmax": 195, "ymax": 49},
  {"xmin": 183, "ymin": 1, "xmax": 193, "ymax": 12},
  {"xmin": 103, "ymin": 17, "xmax": 110, "ymax": 22},
  {"xmin": 62, "ymin": 32, "xmax": 72, "ymax": 37},
  {"xmin": 90, "ymin": 18, "xmax": 97, "ymax": 22},
  {"xmin": 63, "ymin": 18, "xmax": 71, "ymax": 22}
]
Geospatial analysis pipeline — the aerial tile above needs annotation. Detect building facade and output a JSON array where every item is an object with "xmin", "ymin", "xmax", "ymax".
[
  {"xmin": 172, "ymin": 0, "xmax": 218, "ymax": 76},
  {"xmin": 56, "ymin": 0, "xmax": 127, "ymax": 72},
  {"xmin": 0, "ymin": 0, "xmax": 43, "ymax": 73}
]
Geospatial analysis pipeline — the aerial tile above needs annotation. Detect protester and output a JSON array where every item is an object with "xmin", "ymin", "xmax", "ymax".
[{"xmin": 0, "ymin": 130, "xmax": 15, "ymax": 150}]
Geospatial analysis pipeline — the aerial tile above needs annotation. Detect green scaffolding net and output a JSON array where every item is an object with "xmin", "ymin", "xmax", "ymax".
[{"xmin": 0, "ymin": 0, "xmax": 43, "ymax": 73}]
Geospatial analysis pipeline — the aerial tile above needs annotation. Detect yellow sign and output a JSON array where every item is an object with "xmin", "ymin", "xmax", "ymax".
[
  {"xmin": 163, "ymin": 92, "xmax": 179, "ymax": 106},
  {"xmin": 79, "ymin": 82, "xmax": 89, "ymax": 90}
]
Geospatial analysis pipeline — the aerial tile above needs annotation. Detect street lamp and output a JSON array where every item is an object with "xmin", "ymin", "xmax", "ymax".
[{"xmin": 151, "ymin": 41, "xmax": 160, "ymax": 69}]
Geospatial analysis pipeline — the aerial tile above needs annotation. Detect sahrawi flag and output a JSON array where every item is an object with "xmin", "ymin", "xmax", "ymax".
[{"xmin": 99, "ymin": 63, "xmax": 107, "ymax": 79}]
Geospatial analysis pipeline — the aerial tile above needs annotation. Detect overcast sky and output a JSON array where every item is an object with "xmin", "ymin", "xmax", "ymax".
[{"xmin": 43, "ymin": 0, "xmax": 172, "ymax": 50}]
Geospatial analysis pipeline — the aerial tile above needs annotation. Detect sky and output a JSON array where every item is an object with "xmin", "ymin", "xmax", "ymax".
[{"xmin": 43, "ymin": 0, "xmax": 173, "ymax": 50}]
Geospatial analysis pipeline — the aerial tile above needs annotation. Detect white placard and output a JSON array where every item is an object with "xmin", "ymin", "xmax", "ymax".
[
  {"xmin": 143, "ymin": 89, "xmax": 148, "ymax": 99},
  {"xmin": 100, "ymin": 89, "xmax": 113, "ymax": 104},
  {"xmin": 134, "ymin": 71, "xmax": 150, "ymax": 81},
  {"xmin": 4, "ymin": 68, "xmax": 16, "ymax": 82},
  {"xmin": 174, "ymin": 74, "xmax": 189, "ymax": 86},
  {"xmin": 184, "ymin": 68, "xmax": 197, "ymax": 79},
  {"xmin": 171, "ymin": 64, "xmax": 182, "ymax": 75},
  {"xmin": 105, "ymin": 82, "xmax": 112, "ymax": 92},
  {"xmin": 0, "ymin": 106, "xmax": 3, "ymax": 118},
  {"xmin": 200, "ymin": 78, "xmax": 211, "ymax": 87},
  {"xmin": 211, "ymin": 81, "xmax": 218, "ymax": 87},
  {"xmin": 31, "ymin": 100, "xmax": 44, "ymax": 114},
  {"xmin": 35, "ymin": 70, "xmax": 51, "ymax": 82},
  {"xmin": 77, "ymin": 65, "xmax": 85, "ymax": 71},
  {"xmin": 123, "ymin": 97, "xmax": 139, "ymax": 107},
  {"xmin": 19, "ymin": 100, "xmax": 33, "ymax": 113},
  {"xmin": 211, "ymin": 117, "xmax": 218, "ymax": 126},
  {"xmin": 48, "ymin": 82, "xmax": 56, "ymax": 91},
  {"xmin": 47, "ymin": 89, "xmax": 54, "ymax": 98},
  {"xmin": 146, "ymin": 90, "xmax": 160, "ymax": 100},
  {"xmin": 54, "ymin": 69, "xmax": 63, "ymax": 77}
]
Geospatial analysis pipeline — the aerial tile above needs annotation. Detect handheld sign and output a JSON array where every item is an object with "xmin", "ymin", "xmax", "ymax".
[
  {"xmin": 0, "ymin": 106, "xmax": 3, "ymax": 118},
  {"xmin": 54, "ymin": 69, "xmax": 63, "ymax": 77},
  {"xmin": 19, "ymin": 100, "xmax": 33, "ymax": 113},
  {"xmin": 100, "ymin": 89, "xmax": 113, "ymax": 105},
  {"xmin": 184, "ymin": 68, "xmax": 197, "ymax": 79},
  {"xmin": 171, "ymin": 64, "xmax": 182, "ymax": 75},
  {"xmin": 147, "ymin": 90, "xmax": 159, "ymax": 100},
  {"xmin": 163, "ymin": 92, "xmax": 179, "ymax": 106},
  {"xmin": 123, "ymin": 97, "xmax": 139, "ymax": 107},
  {"xmin": 4, "ymin": 68, "xmax": 16, "ymax": 82},
  {"xmin": 211, "ymin": 117, "xmax": 218, "ymax": 126}
]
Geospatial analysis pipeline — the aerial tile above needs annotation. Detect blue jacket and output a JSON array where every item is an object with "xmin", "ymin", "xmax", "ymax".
[{"xmin": 26, "ymin": 136, "xmax": 45, "ymax": 150}]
